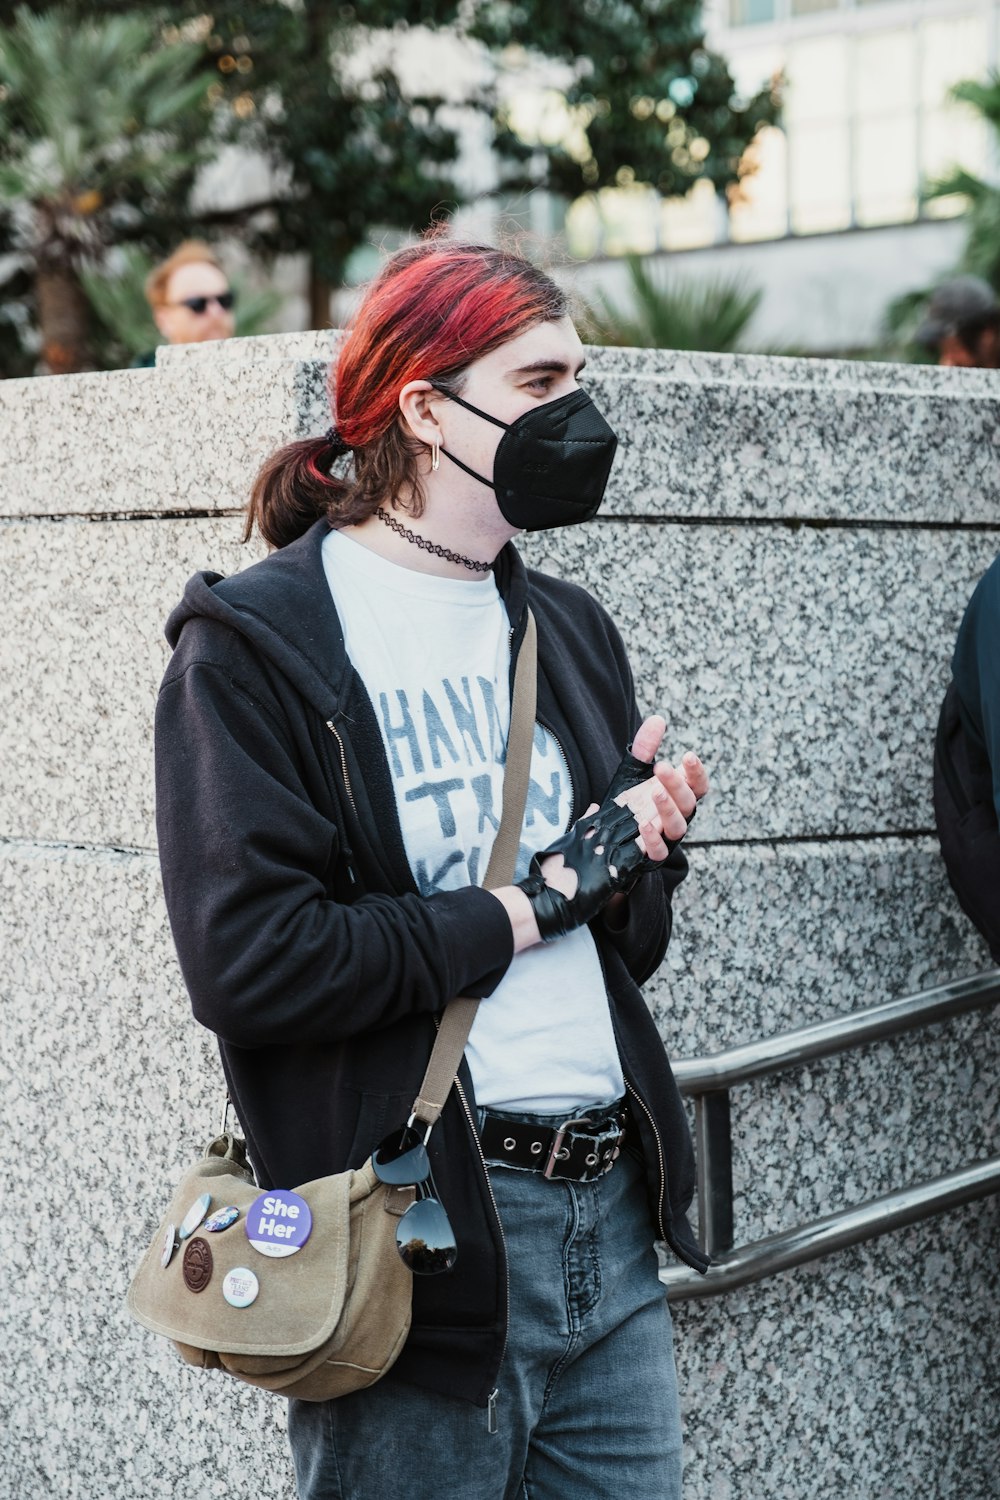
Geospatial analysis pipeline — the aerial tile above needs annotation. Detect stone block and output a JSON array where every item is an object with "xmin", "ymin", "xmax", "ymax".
[
  {"xmin": 0, "ymin": 841, "xmax": 288, "ymax": 1497},
  {"xmin": 157, "ymin": 331, "xmax": 1000, "ymax": 523},
  {"xmin": 0, "ymin": 517, "xmax": 262, "ymax": 849},
  {"xmin": 3, "ymin": 837, "xmax": 997, "ymax": 1500},
  {"xmin": 590, "ymin": 369, "xmax": 1000, "ymax": 523},
  {"xmin": 524, "ymin": 522, "xmax": 1000, "ymax": 839},
  {"xmin": 0, "ymin": 360, "xmax": 328, "ymax": 518},
  {"xmin": 673, "ymin": 1204, "xmax": 1000, "ymax": 1500},
  {"xmin": 4, "ymin": 517, "xmax": 996, "ymax": 848},
  {"xmin": 653, "ymin": 838, "xmax": 990, "ymax": 1049}
]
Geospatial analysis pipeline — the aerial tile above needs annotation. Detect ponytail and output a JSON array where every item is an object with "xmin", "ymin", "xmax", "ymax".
[{"xmin": 243, "ymin": 429, "xmax": 352, "ymax": 550}]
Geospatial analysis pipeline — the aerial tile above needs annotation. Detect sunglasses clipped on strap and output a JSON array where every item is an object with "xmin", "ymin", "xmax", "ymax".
[
  {"xmin": 372, "ymin": 1118, "xmax": 457, "ymax": 1276},
  {"xmin": 170, "ymin": 291, "xmax": 236, "ymax": 314}
]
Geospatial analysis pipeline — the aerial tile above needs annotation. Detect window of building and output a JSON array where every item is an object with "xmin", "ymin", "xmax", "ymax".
[
  {"xmin": 790, "ymin": 0, "xmax": 840, "ymax": 13},
  {"xmin": 720, "ymin": 5, "xmax": 992, "ymax": 242},
  {"xmin": 565, "ymin": 2, "xmax": 992, "ymax": 254},
  {"xmin": 729, "ymin": 0, "xmax": 778, "ymax": 25},
  {"xmin": 729, "ymin": 125, "xmax": 790, "ymax": 240},
  {"xmin": 853, "ymin": 28, "xmax": 918, "ymax": 224}
]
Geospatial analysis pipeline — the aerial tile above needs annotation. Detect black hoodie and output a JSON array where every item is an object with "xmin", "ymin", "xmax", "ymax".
[{"xmin": 155, "ymin": 519, "xmax": 708, "ymax": 1408}]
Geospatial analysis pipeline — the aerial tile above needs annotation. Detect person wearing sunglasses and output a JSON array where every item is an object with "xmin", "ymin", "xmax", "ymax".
[
  {"xmin": 155, "ymin": 234, "xmax": 710, "ymax": 1500},
  {"xmin": 144, "ymin": 240, "xmax": 237, "ymax": 349}
]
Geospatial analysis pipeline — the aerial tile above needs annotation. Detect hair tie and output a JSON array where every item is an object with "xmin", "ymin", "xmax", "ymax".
[{"xmin": 323, "ymin": 425, "xmax": 351, "ymax": 456}]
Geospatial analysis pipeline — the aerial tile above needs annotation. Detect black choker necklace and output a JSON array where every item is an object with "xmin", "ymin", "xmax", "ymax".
[{"xmin": 375, "ymin": 507, "xmax": 491, "ymax": 575}]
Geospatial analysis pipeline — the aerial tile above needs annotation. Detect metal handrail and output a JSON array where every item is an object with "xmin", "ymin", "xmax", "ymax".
[
  {"xmin": 664, "ymin": 969, "xmax": 1000, "ymax": 1300},
  {"xmin": 672, "ymin": 970, "xmax": 1000, "ymax": 1094},
  {"xmin": 663, "ymin": 1156, "xmax": 1000, "ymax": 1301}
]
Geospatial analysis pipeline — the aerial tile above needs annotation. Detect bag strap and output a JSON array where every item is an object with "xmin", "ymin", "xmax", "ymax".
[{"xmin": 410, "ymin": 610, "xmax": 538, "ymax": 1129}]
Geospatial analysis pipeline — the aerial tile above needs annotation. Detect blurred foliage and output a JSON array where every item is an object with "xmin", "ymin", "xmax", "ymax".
[
  {"xmin": 882, "ymin": 71, "xmax": 999, "ymax": 361},
  {"xmin": 79, "ymin": 243, "xmax": 283, "ymax": 366},
  {"xmin": 467, "ymin": 1, "xmax": 779, "ymax": 204},
  {"xmin": 881, "ymin": 287, "xmax": 938, "ymax": 364},
  {"xmin": 925, "ymin": 75, "xmax": 1000, "ymax": 291},
  {"xmin": 585, "ymin": 251, "xmax": 771, "ymax": 354},
  {"xmin": 1, "ymin": 0, "xmax": 779, "ymax": 375},
  {"xmin": 0, "ymin": 5, "xmax": 216, "ymax": 371}
]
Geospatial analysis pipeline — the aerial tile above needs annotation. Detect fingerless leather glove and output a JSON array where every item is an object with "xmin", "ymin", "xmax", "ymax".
[
  {"xmin": 602, "ymin": 746, "xmax": 697, "ymax": 848},
  {"xmin": 516, "ymin": 801, "xmax": 647, "ymax": 943},
  {"xmin": 602, "ymin": 747, "xmax": 653, "ymax": 805},
  {"xmin": 598, "ymin": 746, "xmax": 697, "ymax": 895}
]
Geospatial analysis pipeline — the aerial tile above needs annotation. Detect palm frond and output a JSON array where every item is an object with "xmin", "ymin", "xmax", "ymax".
[
  {"xmin": 0, "ymin": 7, "xmax": 212, "ymax": 203},
  {"xmin": 591, "ymin": 253, "xmax": 764, "ymax": 353},
  {"xmin": 950, "ymin": 73, "xmax": 1000, "ymax": 127}
]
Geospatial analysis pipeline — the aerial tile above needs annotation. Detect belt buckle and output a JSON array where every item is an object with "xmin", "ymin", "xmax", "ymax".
[{"xmin": 542, "ymin": 1115, "xmax": 593, "ymax": 1180}]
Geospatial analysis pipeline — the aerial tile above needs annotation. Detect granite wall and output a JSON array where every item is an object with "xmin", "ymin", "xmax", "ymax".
[{"xmin": 2, "ymin": 332, "xmax": 998, "ymax": 1498}]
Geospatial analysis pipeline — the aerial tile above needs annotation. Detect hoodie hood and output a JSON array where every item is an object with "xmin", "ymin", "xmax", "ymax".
[{"xmin": 165, "ymin": 519, "xmax": 530, "ymax": 720}]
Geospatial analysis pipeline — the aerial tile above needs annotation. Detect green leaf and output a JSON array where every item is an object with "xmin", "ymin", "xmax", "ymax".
[{"xmin": 590, "ymin": 252, "xmax": 764, "ymax": 352}]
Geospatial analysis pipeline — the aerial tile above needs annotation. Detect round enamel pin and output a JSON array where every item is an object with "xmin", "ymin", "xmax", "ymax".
[
  {"xmin": 178, "ymin": 1192, "xmax": 212, "ymax": 1241},
  {"xmin": 245, "ymin": 1190, "xmax": 312, "ymax": 1258},
  {"xmin": 222, "ymin": 1267, "xmax": 259, "ymax": 1309},
  {"xmin": 160, "ymin": 1222, "xmax": 179, "ymax": 1269},
  {"xmin": 204, "ymin": 1205, "xmax": 240, "ymax": 1233}
]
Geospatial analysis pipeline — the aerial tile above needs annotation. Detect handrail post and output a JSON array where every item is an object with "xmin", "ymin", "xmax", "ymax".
[
  {"xmin": 695, "ymin": 1089, "xmax": 734, "ymax": 1256},
  {"xmin": 664, "ymin": 972, "xmax": 1000, "ymax": 1298}
]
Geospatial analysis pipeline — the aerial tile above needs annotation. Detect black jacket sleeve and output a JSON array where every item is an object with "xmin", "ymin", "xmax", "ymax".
[
  {"xmin": 953, "ymin": 556, "xmax": 1000, "ymax": 820},
  {"xmin": 602, "ymin": 847, "xmax": 688, "ymax": 987},
  {"xmin": 155, "ymin": 653, "xmax": 514, "ymax": 1051}
]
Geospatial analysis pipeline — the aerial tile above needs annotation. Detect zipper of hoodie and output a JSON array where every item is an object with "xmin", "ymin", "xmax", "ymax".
[
  {"xmin": 454, "ymin": 1072, "xmax": 508, "ymax": 1433},
  {"xmin": 534, "ymin": 709, "xmax": 576, "ymax": 830},
  {"xmin": 624, "ymin": 1075, "xmax": 707, "ymax": 1272},
  {"xmin": 624, "ymin": 1079, "xmax": 669, "ymax": 1243},
  {"xmin": 325, "ymin": 718, "xmax": 359, "ymax": 887},
  {"xmin": 587, "ymin": 945, "xmax": 670, "ymax": 1247}
]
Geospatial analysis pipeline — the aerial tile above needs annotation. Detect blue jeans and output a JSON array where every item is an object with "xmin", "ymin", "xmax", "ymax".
[{"xmin": 287, "ymin": 1134, "xmax": 683, "ymax": 1499}]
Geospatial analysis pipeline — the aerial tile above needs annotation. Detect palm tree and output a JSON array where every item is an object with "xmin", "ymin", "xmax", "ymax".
[
  {"xmin": 586, "ymin": 252, "xmax": 766, "ymax": 354},
  {"xmin": 0, "ymin": 7, "xmax": 213, "ymax": 373}
]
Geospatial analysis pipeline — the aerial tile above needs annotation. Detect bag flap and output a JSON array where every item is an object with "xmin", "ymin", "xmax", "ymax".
[{"xmin": 127, "ymin": 1143, "xmax": 363, "ymax": 1358}]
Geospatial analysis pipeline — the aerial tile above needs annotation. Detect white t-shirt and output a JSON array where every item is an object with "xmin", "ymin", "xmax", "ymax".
[{"xmin": 322, "ymin": 528, "xmax": 624, "ymax": 1112}]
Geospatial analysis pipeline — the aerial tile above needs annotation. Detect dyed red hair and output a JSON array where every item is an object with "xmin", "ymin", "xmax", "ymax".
[{"xmin": 245, "ymin": 238, "xmax": 567, "ymax": 549}]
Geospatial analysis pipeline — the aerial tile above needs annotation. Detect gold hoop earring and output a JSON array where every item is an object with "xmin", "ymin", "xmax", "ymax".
[{"xmin": 431, "ymin": 444, "xmax": 440, "ymax": 472}]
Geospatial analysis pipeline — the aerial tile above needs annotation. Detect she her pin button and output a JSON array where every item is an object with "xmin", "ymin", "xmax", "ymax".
[
  {"xmin": 245, "ymin": 1190, "xmax": 312, "ymax": 1258},
  {"xmin": 222, "ymin": 1267, "xmax": 259, "ymax": 1308}
]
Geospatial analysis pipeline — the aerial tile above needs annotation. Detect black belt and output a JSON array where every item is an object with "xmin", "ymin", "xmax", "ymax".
[{"xmin": 480, "ymin": 1102, "xmax": 628, "ymax": 1183}]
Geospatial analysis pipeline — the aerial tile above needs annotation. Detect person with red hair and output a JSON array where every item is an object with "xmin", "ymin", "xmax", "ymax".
[{"xmin": 155, "ymin": 237, "xmax": 709, "ymax": 1498}]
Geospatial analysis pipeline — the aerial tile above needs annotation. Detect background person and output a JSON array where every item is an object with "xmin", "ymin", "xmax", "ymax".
[
  {"xmin": 934, "ymin": 554, "xmax": 1000, "ymax": 961},
  {"xmin": 915, "ymin": 275, "xmax": 1000, "ymax": 369},
  {"xmin": 154, "ymin": 237, "xmax": 709, "ymax": 1500},
  {"xmin": 144, "ymin": 239, "xmax": 236, "ymax": 349}
]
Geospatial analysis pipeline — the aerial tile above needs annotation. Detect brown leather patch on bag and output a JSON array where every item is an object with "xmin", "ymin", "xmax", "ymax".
[{"xmin": 182, "ymin": 1236, "xmax": 213, "ymax": 1293}]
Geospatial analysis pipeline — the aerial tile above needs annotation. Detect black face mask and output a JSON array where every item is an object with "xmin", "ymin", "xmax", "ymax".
[{"xmin": 431, "ymin": 385, "xmax": 619, "ymax": 532}]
